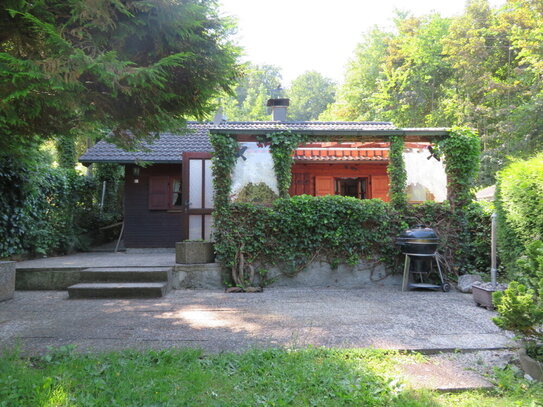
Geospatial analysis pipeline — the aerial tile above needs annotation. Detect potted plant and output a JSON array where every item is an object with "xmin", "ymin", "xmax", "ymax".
[{"xmin": 492, "ymin": 241, "xmax": 543, "ymax": 381}]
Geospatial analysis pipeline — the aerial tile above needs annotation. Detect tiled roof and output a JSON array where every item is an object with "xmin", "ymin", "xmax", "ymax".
[
  {"xmin": 209, "ymin": 121, "xmax": 396, "ymax": 132},
  {"xmin": 294, "ymin": 149, "xmax": 389, "ymax": 161},
  {"xmin": 79, "ymin": 123, "xmax": 213, "ymax": 164},
  {"xmin": 79, "ymin": 121, "xmax": 446, "ymax": 164}
]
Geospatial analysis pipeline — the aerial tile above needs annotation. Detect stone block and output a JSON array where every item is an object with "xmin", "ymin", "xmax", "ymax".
[
  {"xmin": 0, "ymin": 261, "xmax": 16, "ymax": 301},
  {"xmin": 457, "ymin": 274, "xmax": 482, "ymax": 293},
  {"xmin": 172, "ymin": 263, "xmax": 224, "ymax": 289},
  {"xmin": 176, "ymin": 241, "xmax": 215, "ymax": 264}
]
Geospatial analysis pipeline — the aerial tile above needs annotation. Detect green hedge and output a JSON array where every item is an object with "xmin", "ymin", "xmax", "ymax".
[
  {"xmin": 0, "ymin": 156, "xmax": 122, "ymax": 258},
  {"xmin": 213, "ymin": 195, "xmax": 491, "ymax": 280},
  {"xmin": 496, "ymin": 153, "xmax": 543, "ymax": 274}
]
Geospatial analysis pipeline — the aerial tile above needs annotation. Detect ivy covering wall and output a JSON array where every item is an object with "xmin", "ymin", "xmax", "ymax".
[
  {"xmin": 262, "ymin": 132, "xmax": 309, "ymax": 198},
  {"xmin": 210, "ymin": 128, "xmax": 484, "ymax": 288},
  {"xmin": 437, "ymin": 127, "xmax": 480, "ymax": 210},
  {"xmin": 387, "ymin": 135, "xmax": 407, "ymax": 210}
]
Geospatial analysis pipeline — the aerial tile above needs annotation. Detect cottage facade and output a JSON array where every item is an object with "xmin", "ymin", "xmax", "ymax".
[{"xmin": 80, "ymin": 108, "xmax": 448, "ymax": 248}]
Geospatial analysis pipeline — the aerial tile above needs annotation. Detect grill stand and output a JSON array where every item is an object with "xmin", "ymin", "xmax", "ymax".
[{"xmin": 401, "ymin": 252, "xmax": 450, "ymax": 292}]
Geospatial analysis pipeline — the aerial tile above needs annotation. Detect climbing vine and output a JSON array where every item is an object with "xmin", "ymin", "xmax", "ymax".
[
  {"xmin": 436, "ymin": 127, "xmax": 481, "ymax": 273},
  {"xmin": 258, "ymin": 132, "xmax": 310, "ymax": 198},
  {"xmin": 209, "ymin": 133, "xmax": 238, "ymax": 211},
  {"xmin": 437, "ymin": 127, "xmax": 480, "ymax": 210},
  {"xmin": 211, "ymin": 128, "xmax": 484, "ymax": 288},
  {"xmin": 387, "ymin": 135, "xmax": 407, "ymax": 210}
]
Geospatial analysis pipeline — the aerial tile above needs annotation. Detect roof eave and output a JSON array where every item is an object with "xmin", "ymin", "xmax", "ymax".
[
  {"xmin": 209, "ymin": 128, "xmax": 450, "ymax": 140},
  {"xmin": 79, "ymin": 159, "xmax": 183, "ymax": 165}
]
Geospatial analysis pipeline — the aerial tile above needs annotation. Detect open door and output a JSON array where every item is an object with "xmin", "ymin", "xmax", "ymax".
[{"xmin": 182, "ymin": 152, "xmax": 214, "ymax": 240}]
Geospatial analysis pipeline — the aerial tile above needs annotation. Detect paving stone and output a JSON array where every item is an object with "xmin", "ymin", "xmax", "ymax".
[
  {"xmin": 0, "ymin": 288, "xmax": 516, "ymax": 357},
  {"xmin": 401, "ymin": 358, "xmax": 493, "ymax": 391}
]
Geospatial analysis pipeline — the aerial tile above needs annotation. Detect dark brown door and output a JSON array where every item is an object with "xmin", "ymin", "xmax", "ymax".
[{"xmin": 182, "ymin": 152, "xmax": 214, "ymax": 240}]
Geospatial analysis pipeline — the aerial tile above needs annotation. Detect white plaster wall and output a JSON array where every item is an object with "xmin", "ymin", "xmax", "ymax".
[
  {"xmin": 404, "ymin": 149, "xmax": 447, "ymax": 202},
  {"xmin": 231, "ymin": 142, "xmax": 278, "ymax": 199}
]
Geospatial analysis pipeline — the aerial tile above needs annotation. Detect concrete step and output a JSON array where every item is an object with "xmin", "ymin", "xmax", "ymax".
[
  {"xmin": 81, "ymin": 267, "xmax": 171, "ymax": 282},
  {"xmin": 68, "ymin": 282, "xmax": 169, "ymax": 299}
]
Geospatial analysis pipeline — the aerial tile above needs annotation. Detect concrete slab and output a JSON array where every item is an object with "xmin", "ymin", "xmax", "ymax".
[
  {"xmin": 402, "ymin": 358, "xmax": 493, "ymax": 391},
  {"xmin": 0, "ymin": 287, "xmax": 515, "ymax": 356},
  {"xmin": 16, "ymin": 252, "xmax": 175, "ymax": 270}
]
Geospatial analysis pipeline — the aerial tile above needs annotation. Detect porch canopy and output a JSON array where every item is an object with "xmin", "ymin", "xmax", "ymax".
[
  {"xmin": 209, "ymin": 122, "xmax": 449, "ymax": 142},
  {"xmin": 209, "ymin": 122, "xmax": 450, "ymax": 203}
]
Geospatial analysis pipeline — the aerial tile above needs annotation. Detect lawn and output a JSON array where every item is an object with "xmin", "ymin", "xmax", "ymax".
[{"xmin": 1, "ymin": 346, "xmax": 541, "ymax": 406}]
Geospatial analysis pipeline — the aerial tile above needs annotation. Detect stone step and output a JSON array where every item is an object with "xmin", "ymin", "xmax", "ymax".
[
  {"xmin": 68, "ymin": 282, "xmax": 169, "ymax": 299},
  {"xmin": 81, "ymin": 267, "xmax": 171, "ymax": 282}
]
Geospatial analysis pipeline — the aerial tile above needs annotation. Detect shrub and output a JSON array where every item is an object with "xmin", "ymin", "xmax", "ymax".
[
  {"xmin": 493, "ymin": 240, "xmax": 543, "ymax": 361},
  {"xmin": 214, "ymin": 195, "xmax": 396, "ymax": 278},
  {"xmin": 0, "ymin": 155, "xmax": 123, "ymax": 258},
  {"xmin": 404, "ymin": 201, "xmax": 491, "ymax": 276},
  {"xmin": 214, "ymin": 196, "xmax": 492, "ymax": 285},
  {"xmin": 496, "ymin": 153, "xmax": 543, "ymax": 275}
]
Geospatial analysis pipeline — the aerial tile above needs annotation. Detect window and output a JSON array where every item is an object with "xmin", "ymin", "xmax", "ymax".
[
  {"xmin": 336, "ymin": 177, "xmax": 368, "ymax": 199},
  {"xmin": 149, "ymin": 176, "xmax": 182, "ymax": 210},
  {"xmin": 171, "ymin": 178, "xmax": 182, "ymax": 207}
]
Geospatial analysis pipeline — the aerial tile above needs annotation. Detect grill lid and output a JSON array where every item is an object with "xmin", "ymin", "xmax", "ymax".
[{"xmin": 397, "ymin": 225, "xmax": 438, "ymax": 242}]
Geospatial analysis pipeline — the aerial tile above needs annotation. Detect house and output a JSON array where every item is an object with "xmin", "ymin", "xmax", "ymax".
[{"xmin": 79, "ymin": 98, "xmax": 448, "ymax": 248}]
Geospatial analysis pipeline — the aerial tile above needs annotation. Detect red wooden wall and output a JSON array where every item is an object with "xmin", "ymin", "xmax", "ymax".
[{"xmin": 289, "ymin": 163, "xmax": 390, "ymax": 201}]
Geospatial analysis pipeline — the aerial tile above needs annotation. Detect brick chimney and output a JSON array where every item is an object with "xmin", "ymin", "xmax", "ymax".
[{"xmin": 267, "ymin": 98, "xmax": 289, "ymax": 121}]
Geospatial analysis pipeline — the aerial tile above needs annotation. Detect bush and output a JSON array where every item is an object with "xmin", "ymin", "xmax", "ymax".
[
  {"xmin": 404, "ymin": 201, "xmax": 491, "ymax": 276},
  {"xmin": 0, "ymin": 155, "xmax": 123, "ymax": 258},
  {"xmin": 493, "ymin": 240, "xmax": 543, "ymax": 360},
  {"xmin": 214, "ymin": 196, "xmax": 492, "ymax": 284},
  {"xmin": 496, "ymin": 153, "xmax": 543, "ymax": 275},
  {"xmin": 215, "ymin": 195, "xmax": 396, "ymax": 276}
]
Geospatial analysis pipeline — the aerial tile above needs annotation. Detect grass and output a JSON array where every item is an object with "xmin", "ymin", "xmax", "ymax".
[{"xmin": 1, "ymin": 346, "xmax": 542, "ymax": 406}]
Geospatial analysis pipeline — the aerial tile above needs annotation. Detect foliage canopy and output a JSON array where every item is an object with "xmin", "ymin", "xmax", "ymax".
[{"xmin": 0, "ymin": 0, "xmax": 240, "ymax": 152}]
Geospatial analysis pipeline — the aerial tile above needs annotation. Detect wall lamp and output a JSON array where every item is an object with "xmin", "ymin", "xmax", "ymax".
[{"xmin": 133, "ymin": 166, "xmax": 140, "ymax": 183}]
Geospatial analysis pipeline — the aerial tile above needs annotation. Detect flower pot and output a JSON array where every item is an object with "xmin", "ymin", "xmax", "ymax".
[
  {"xmin": 472, "ymin": 282, "xmax": 507, "ymax": 310},
  {"xmin": 519, "ymin": 347, "xmax": 543, "ymax": 381},
  {"xmin": 0, "ymin": 261, "xmax": 16, "ymax": 301},
  {"xmin": 176, "ymin": 241, "xmax": 215, "ymax": 264}
]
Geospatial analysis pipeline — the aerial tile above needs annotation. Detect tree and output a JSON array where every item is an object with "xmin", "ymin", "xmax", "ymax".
[
  {"xmin": 287, "ymin": 71, "xmax": 335, "ymax": 121},
  {"xmin": 320, "ymin": 27, "xmax": 391, "ymax": 121},
  {"xmin": 322, "ymin": 0, "xmax": 543, "ymax": 185},
  {"xmin": 0, "ymin": 0, "xmax": 240, "ymax": 153},
  {"xmin": 442, "ymin": 0, "xmax": 543, "ymax": 183},
  {"xmin": 219, "ymin": 63, "xmax": 282, "ymax": 121}
]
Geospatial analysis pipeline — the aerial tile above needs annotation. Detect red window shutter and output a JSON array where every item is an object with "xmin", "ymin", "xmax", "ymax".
[
  {"xmin": 371, "ymin": 175, "xmax": 390, "ymax": 201},
  {"xmin": 303, "ymin": 173, "xmax": 311, "ymax": 195},
  {"xmin": 290, "ymin": 173, "xmax": 311, "ymax": 196},
  {"xmin": 315, "ymin": 176, "xmax": 334, "ymax": 196},
  {"xmin": 149, "ymin": 176, "xmax": 170, "ymax": 210}
]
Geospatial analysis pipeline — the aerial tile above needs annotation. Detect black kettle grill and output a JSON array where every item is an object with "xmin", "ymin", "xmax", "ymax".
[
  {"xmin": 396, "ymin": 225, "xmax": 439, "ymax": 254},
  {"xmin": 396, "ymin": 225, "xmax": 450, "ymax": 292}
]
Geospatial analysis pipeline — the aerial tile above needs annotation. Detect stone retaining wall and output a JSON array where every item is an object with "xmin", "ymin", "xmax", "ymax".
[
  {"xmin": 172, "ymin": 260, "xmax": 400, "ymax": 289},
  {"xmin": 16, "ymin": 268, "xmax": 83, "ymax": 290},
  {"xmin": 266, "ymin": 261, "xmax": 400, "ymax": 288}
]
